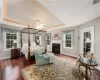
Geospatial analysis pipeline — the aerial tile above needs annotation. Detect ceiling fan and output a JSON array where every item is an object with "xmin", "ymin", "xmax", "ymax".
[{"xmin": 36, "ymin": 20, "xmax": 45, "ymax": 29}]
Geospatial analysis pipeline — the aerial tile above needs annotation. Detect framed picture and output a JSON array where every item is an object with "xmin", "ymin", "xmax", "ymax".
[{"xmin": 53, "ymin": 32, "xmax": 61, "ymax": 40}]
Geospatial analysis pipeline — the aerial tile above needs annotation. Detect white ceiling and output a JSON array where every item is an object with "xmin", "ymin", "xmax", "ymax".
[
  {"xmin": 0, "ymin": 0, "xmax": 1, "ymax": 17},
  {"xmin": 0, "ymin": 0, "xmax": 1, "ymax": 8},
  {"xmin": 37, "ymin": 0, "xmax": 100, "ymax": 27},
  {"xmin": 6, "ymin": 0, "xmax": 63, "ymax": 29},
  {"xmin": 5, "ymin": 0, "xmax": 100, "ymax": 29}
]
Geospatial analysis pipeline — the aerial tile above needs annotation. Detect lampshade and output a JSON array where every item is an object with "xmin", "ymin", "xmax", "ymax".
[
  {"xmin": 86, "ymin": 38, "xmax": 91, "ymax": 43},
  {"xmin": 13, "ymin": 40, "xmax": 17, "ymax": 43},
  {"xmin": 37, "ymin": 40, "xmax": 39, "ymax": 42},
  {"xmin": 36, "ymin": 25, "xmax": 42, "ymax": 29}
]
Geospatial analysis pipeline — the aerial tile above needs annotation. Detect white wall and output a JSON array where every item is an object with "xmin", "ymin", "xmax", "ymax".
[
  {"xmin": 0, "ymin": 24, "xmax": 21, "ymax": 60},
  {"xmin": 0, "ymin": 0, "xmax": 1, "ymax": 20},
  {"xmin": 0, "ymin": 26, "xmax": 11, "ymax": 59},
  {"xmin": 47, "ymin": 17, "xmax": 100, "ymax": 66},
  {"xmin": 47, "ymin": 39, "xmax": 62, "ymax": 52},
  {"xmin": 47, "ymin": 27, "xmax": 79, "ymax": 57},
  {"xmin": 22, "ymin": 32, "xmax": 46, "ymax": 47},
  {"xmin": 61, "ymin": 27, "xmax": 79, "ymax": 57},
  {"xmin": 77, "ymin": 17, "xmax": 100, "ymax": 66},
  {"xmin": 0, "ymin": 0, "xmax": 1, "ymax": 9},
  {"xmin": 47, "ymin": 29, "xmax": 63, "ymax": 53}
]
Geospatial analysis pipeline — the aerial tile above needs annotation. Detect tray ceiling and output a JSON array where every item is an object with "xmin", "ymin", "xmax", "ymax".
[
  {"xmin": 4, "ymin": 0, "xmax": 100, "ymax": 30},
  {"xmin": 5, "ymin": 0, "xmax": 64, "ymax": 29}
]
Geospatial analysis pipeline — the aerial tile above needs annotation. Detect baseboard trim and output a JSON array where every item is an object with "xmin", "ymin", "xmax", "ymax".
[
  {"xmin": 61, "ymin": 53, "xmax": 78, "ymax": 58},
  {"xmin": 0, "ymin": 56, "xmax": 11, "ymax": 60},
  {"xmin": 61, "ymin": 53, "xmax": 100, "ymax": 70}
]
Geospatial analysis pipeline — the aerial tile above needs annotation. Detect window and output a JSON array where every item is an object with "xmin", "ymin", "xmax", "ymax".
[
  {"xmin": 63, "ymin": 31, "xmax": 73, "ymax": 48},
  {"xmin": 4, "ymin": 32, "xmax": 19, "ymax": 51},
  {"xmin": 46, "ymin": 33, "xmax": 51, "ymax": 45},
  {"xmin": 6, "ymin": 33, "xmax": 17, "ymax": 49},
  {"xmin": 35, "ymin": 35, "xmax": 41, "ymax": 45}
]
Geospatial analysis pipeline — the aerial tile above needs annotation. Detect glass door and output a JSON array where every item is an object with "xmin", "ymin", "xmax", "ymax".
[
  {"xmin": 80, "ymin": 27, "xmax": 94, "ymax": 54},
  {"xmin": 83, "ymin": 31, "xmax": 91, "ymax": 53}
]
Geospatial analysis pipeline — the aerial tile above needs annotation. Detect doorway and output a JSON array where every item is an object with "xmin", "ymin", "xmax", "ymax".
[{"xmin": 80, "ymin": 27, "xmax": 94, "ymax": 54}]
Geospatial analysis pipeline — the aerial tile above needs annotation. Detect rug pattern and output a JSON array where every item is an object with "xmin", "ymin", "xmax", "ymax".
[{"xmin": 21, "ymin": 57, "xmax": 93, "ymax": 80}]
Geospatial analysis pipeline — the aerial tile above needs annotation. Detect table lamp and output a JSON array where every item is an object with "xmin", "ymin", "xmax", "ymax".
[
  {"xmin": 13, "ymin": 40, "xmax": 17, "ymax": 48},
  {"xmin": 85, "ymin": 38, "xmax": 91, "ymax": 53},
  {"xmin": 86, "ymin": 38, "xmax": 91, "ymax": 43}
]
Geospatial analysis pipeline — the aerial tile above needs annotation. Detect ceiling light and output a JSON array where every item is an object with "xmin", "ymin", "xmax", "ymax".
[{"xmin": 36, "ymin": 20, "xmax": 45, "ymax": 29}]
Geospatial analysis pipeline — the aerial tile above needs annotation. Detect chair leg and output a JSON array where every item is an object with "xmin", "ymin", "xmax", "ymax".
[
  {"xmin": 76, "ymin": 61, "xmax": 78, "ymax": 66},
  {"xmin": 89, "ymin": 67, "xmax": 92, "ymax": 75},
  {"xmin": 79, "ymin": 65, "xmax": 80, "ymax": 73}
]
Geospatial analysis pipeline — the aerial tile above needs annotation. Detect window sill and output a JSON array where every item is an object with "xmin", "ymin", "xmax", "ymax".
[
  {"xmin": 63, "ymin": 47, "xmax": 73, "ymax": 49},
  {"xmin": 4, "ymin": 48, "xmax": 12, "ymax": 51}
]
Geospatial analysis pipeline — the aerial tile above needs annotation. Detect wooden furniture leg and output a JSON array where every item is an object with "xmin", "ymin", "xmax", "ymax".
[{"xmin": 85, "ymin": 65, "xmax": 88, "ymax": 80}]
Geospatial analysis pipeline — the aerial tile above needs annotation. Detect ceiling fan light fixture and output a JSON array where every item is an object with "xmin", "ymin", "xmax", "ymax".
[
  {"xmin": 36, "ymin": 20, "xmax": 45, "ymax": 29},
  {"xmin": 36, "ymin": 25, "xmax": 42, "ymax": 29}
]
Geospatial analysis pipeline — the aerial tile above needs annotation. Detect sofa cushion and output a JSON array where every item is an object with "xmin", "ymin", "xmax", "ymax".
[
  {"xmin": 47, "ymin": 53, "xmax": 55, "ymax": 63},
  {"xmin": 34, "ymin": 52, "xmax": 43, "ymax": 55},
  {"xmin": 43, "ymin": 54, "xmax": 49, "ymax": 60}
]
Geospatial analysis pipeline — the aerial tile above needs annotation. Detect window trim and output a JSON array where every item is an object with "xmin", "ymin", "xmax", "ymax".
[
  {"xmin": 35, "ymin": 35, "xmax": 41, "ymax": 46},
  {"xmin": 63, "ymin": 32, "xmax": 73, "ymax": 49},
  {"xmin": 4, "ymin": 32, "xmax": 19, "ymax": 51},
  {"xmin": 46, "ymin": 33, "xmax": 51, "ymax": 45}
]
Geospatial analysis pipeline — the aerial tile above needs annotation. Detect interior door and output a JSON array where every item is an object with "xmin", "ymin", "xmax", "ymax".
[{"xmin": 80, "ymin": 27, "xmax": 94, "ymax": 54}]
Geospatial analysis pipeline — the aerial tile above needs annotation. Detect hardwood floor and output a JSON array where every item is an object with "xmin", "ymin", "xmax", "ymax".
[
  {"xmin": 0, "ymin": 54, "xmax": 100, "ymax": 80},
  {"xmin": 0, "ymin": 57, "xmax": 34, "ymax": 80}
]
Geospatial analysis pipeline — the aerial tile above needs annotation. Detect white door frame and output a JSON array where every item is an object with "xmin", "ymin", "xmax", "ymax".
[{"xmin": 80, "ymin": 27, "xmax": 94, "ymax": 54}]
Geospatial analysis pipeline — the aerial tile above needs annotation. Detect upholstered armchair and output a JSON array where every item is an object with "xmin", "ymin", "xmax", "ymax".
[
  {"xmin": 76, "ymin": 53, "xmax": 95, "ymax": 74},
  {"xmin": 35, "ymin": 53, "xmax": 55, "ymax": 66}
]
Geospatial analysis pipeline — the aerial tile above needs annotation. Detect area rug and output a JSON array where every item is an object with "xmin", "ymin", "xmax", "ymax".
[{"xmin": 21, "ymin": 57, "xmax": 93, "ymax": 80}]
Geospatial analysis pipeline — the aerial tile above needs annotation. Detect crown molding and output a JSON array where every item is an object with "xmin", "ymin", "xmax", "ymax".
[
  {"xmin": 2, "ymin": 0, "xmax": 65, "ymax": 30},
  {"xmin": 3, "ymin": 18, "xmax": 28, "ymax": 26}
]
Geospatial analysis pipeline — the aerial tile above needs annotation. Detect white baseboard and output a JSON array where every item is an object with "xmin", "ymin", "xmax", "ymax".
[
  {"xmin": 0, "ymin": 56, "xmax": 10, "ymax": 60},
  {"xmin": 61, "ymin": 53, "xmax": 78, "ymax": 58},
  {"xmin": 61, "ymin": 53, "xmax": 100, "ymax": 71}
]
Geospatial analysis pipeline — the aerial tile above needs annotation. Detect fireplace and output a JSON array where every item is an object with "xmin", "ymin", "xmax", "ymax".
[{"xmin": 52, "ymin": 43, "xmax": 60, "ymax": 54}]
